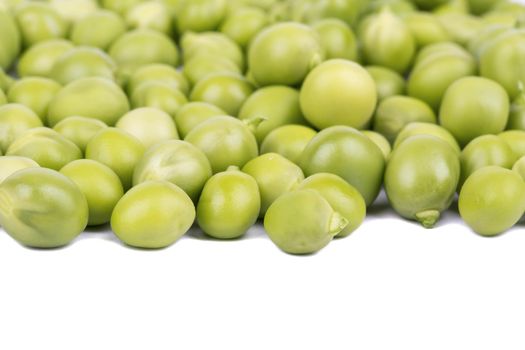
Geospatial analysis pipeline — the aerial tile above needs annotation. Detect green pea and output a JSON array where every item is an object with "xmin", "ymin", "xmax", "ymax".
[
  {"xmin": 0, "ymin": 167, "xmax": 88, "ymax": 248},
  {"xmin": 365, "ymin": 65, "xmax": 406, "ymax": 101},
  {"xmin": 125, "ymin": 1, "xmax": 172, "ymax": 34},
  {"xmin": 373, "ymin": 95, "xmax": 436, "ymax": 143},
  {"xmin": 300, "ymin": 59, "xmax": 377, "ymax": 130},
  {"xmin": 460, "ymin": 134, "xmax": 517, "ymax": 187},
  {"xmin": 498, "ymin": 130, "xmax": 525, "ymax": 158},
  {"xmin": 131, "ymin": 82, "xmax": 188, "ymax": 117},
  {"xmin": 242, "ymin": 152, "xmax": 304, "ymax": 217},
  {"xmin": 288, "ymin": 0, "xmax": 365, "ymax": 27},
  {"xmin": 47, "ymin": 77, "xmax": 130, "ymax": 127},
  {"xmin": 412, "ymin": 0, "xmax": 448, "ymax": 10},
  {"xmin": 467, "ymin": 25, "xmax": 512, "ymax": 59},
  {"xmin": 0, "ymin": 103, "xmax": 43, "ymax": 153},
  {"xmin": 297, "ymin": 173, "xmax": 366, "ymax": 237},
  {"xmin": 436, "ymin": 13, "xmax": 483, "ymax": 46},
  {"xmin": 459, "ymin": 166, "xmax": 525, "ymax": 236},
  {"xmin": 176, "ymin": 0, "xmax": 227, "ymax": 34},
  {"xmin": 181, "ymin": 32, "xmax": 245, "ymax": 71},
  {"xmin": 248, "ymin": 22, "xmax": 323, "ymax": 87},
  {"xmin": 185, "ymin": 116, "xmax": 258, "ymax": 173},
  {"xmin": 111, "ymin": 181, "xmax": 195, "ymax": 249},
  {"xmin": 6, "ymin": 127, "xmax": 82, "ymax": 170},
  {"xmin": 190, "ymin": 73, "xmax": 254, "ymax": 117},
  {"xmin": 49, "ymin": 47, "xmax": 117, "ymax": 85},
  {"xmin": 238, "ymin": 85, "xmax": 307, "ymax": 143},
  {"xmin": 53, "ymin": 116, "xmax": 108, "ymax": 154},
  {"xmin": 0, "ymin": 156, "xmax": 39, "ymax": 184},
  {"xmin": 439, "ymin": 77, "xmax": 509, "ymax": 147},
  {"xmin": 385, "ymin": 135, "xmax": 460, "ymax": 228},
  {"xmin": 133, "ymin": 140, "xmax": 212, "ymax": 203},
  {"xmin": 14, "ymin": 2, "xmax": 69, "ymax": 47},
  {"xmin": 312, "ymin": 18, "xmax": 358, "ymax": 61},
  {"xmin": 512, "ymin": 155, "xmax": 525, "ymax": 181},
  {"xmin": 404, "ymin": 12, "xmax": 449, "ymax": 48},
  {"xmin": 127, "ymin": 63, "xmax": 190, "ymax": 96},
  {"xmin": 197, "ymin": 166, "xmax": 260, "ymax": 239},
  {"xmin": 182, "ymin": 55, "xmax": 241, "ymax": 87},
  {"xmin": 300, "ymin": 126, "xmax": 385, "ymax": 206},
  {"xmin": 220, "ymin": 6, "xmax": 268, "ymax": 49},
  {"xmin": 362, "ymin": 130, "xmax": 391, "ymax": 159},
  {"xmin": 7, "ymin": 77, "xmax": 61, "ymax": 122},
  {"xmin": 414, "ymin": 41, "xmax": 472, "ymax": 66},
  {"xmin": 264, "ymin": 189, "xmax": 347, "ymax": 255},
  {"xmin": 48, "ymin": 0, "xmax": 98, "ymax": 23},
  {"xmin": 116, "ymin": 107, "xmax": 178, "ymax": 149},
  {"xmin": 506, "ymin": 85, "xmax": 525, "ymax": 130},
  {"xmin": 260, "ymin": 125, "xmax": 317, "ymax": 164},
  {"xmin": 85, "ymin": 128, "xmax": 145, "ymax": 190},
  {"xmin": 0, "ymin": 69, "xmax": 14, "ymax": 95},
  {"xmin": 174, "ymin": 102, "xmax": 227, "ymax": 139},
  {"xmin": 100, "ymin": 0, "xmax": 142, "ymax": 14},
  {"xmin": 0, "ymin": 9, "xmax": 21, "ymax": 70},
  {"xmin": 393, "ymin": 122, "xmax": 460, "ymax": 154},
  {"xmin": 70, "ymin": 9, "xmax": 127, "ymax": 50},
  {"xmin": 17, "ymin": 39, "xmax": 74, "ymax": 78},
  {"xmin": 60, "ymin": 159, "xmax": 123, "ymax": 226}
]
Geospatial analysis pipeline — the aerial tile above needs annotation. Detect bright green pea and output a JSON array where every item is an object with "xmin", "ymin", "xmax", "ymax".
[
  {"xmin": 242, "ymin": 152, "xmax": 304, "ymax": 217},
  {"xmin": 125, "ymin": 1, "xmax": 172, "ymax": 34},
  {"xmin": 460, "ymin": 134, "xmax": 517, "ymax": 187},
  {"xmin": 459, "ymin": 166, "xmax": 525, "ymax": 236},
  {"xmin": 16, "ymin": 39, "xmax": 74, "ymax": 78},
  {"xmin": 127, "ymin": 64, "xmax": 190, "ymax": 96},
  {"xmin": 365, "ymin": 65, "xmax": 406, "ymax": 101},
  {"xmin": 111, "ymin": 181, "xmax": 195, "ymax": 249},
  {"xmin": 0, "ymin": 167, "xmax": 88, "ymax": 248},
  {"xmin": 0, "ymin": 103, "xmax": 43, "ymax": 153},
  {"xmin": 60, "ymin": 159, "xmax": 124, "ymax": 226},
  {"xmin": 197, "ymin": 166, "xmax": 260, "ymax": 239},
  {"xmin": 498, "ymin": 130, "xmax": 525, "ymax": 158},
  {"xmin": 70, "ymin": 9, "xmax": 127, "ymax": 50},
  {"xmin": 176, "ymin": 0, "xmax": 227, "ymax": 34},
  {"xmin": 220, "ymin": 6, "xmax": 268, "ymax": 49},
  {"xmin": 133, "ymin": 140, "xmax": 212, "ymax": 203},
  {"xmin": 264, "ymin": 189, "xmax": 347, "ymax": 255},
  {"xmin": 173, "ymin": 102, "xmax": 227, "ymax": 139},
  {"xmin": 0, "ymin": 156, "xmax": 39, "ymax": 184},
  {"xmin": 300, "ymin": 126, "xmax": 385, "ymax": 206},
  {"xmin": 6, "ymin": 127, "xmax": 82, "ymax": 170},
  {"xmin": 53, "ymin": 116, "xmax": 108, "ymax": 154},
  {"xmin": 312, "ymin": 18, "xmax": 358, "ymax": 61},
  {"xmin": 131, "ymin": 82, "xmax": 188, "ymax": 117},
  {"xmin": 14, "ymin": 2, "xmax": 69, "ymax": 47},
  {"xmin": 297, "ymin": 173, "xmax": 366, "ymax": 237},
  {"xmin": 373, "ymin": 95, "xmax": 436, "ymax": 143},
  {"xmin": 47, "ymin": 77, "xmax": 130, "ymax": 127},
  {"xmin": 7, "ymin": 77, "xmax": 61, "ymax": 122},
  {"xmin": 85, "ymin": 128, "xmax": 145, "ymax": 190},
  {"xmin": 183, "ymin": 55, "xmax": 241, "ymax": 87},
  {"xmin": 393, "ymin": 122, "xmax": 460, "ymax": 154},
  {"xmin": 260, "ymin": 124, "xmax": 317, "ymax": 164},
  {"xmin": 362, "ymin": 130, "xmax": 391, "ymax": 160}
]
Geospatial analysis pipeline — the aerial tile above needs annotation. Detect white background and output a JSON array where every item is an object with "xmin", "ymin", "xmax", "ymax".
[{"xmin": 1, "ymin": 191, "xmax": 524, "ymax": 349}]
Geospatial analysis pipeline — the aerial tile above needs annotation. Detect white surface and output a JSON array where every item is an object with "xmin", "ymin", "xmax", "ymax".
[{"xmin": 1, "ymin": 192, "xmax": 524, "ymax": 350}]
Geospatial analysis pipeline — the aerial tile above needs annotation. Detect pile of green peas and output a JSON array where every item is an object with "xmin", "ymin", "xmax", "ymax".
[{"xmin": 0, "ymin": 0, "xmax": 525, "ymax": 254}]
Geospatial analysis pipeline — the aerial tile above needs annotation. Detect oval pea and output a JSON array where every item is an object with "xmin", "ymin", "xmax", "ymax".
[
  {"xmin": 127, "ymin": 63, "xmax": 190, "ymax": 96},
  {"xmin": 7, "ymin": 77, "xmax": 61, "ymax": 122},
  {"xmin": 17, "ymin": 39, "xmax": 74, "ymax": 78},
  {"xmin": 181, "ymin": 31, "xmax": 244, "ymax": 71},
  {"xmin": 131, "ymin": 82, "xmax": 188, "ymax": 117},
  {"xmin": 125, "ymin": 1, "xmax": 172, "ymax": 34},
  {"xmin": 0, "ymin": 103, "xmax": 43, "ymax": 153},
  {"xmin": 183, "ymin": 55, "xmax": 241, "ymax": 87},
  {"xmin": 312, "ymin": 18, "xmax": 358, "ymax": 61},
  {"xmin": 362, "ymin": 130, "xmax": 391, "ymax": 159},
  {"xmin": 220, "ymin": 6, "xmax": 268, "ymax": 48},
  {"xmin": 176, "ymin": 0, "xmax": 227, "ymax": 34},
  {"xmin": 260, "ymin": 125, "xmax": 317, "ymax": 164},
  {"xmin": 0, "ymin": 156, "xmax": 39, "ymax": 184},
  {"xmin": 70, "ymin": 9, "xmax": 127, "ymax": 50},
  {"xmin": 365, "ymin": 65, "xmax": 406, "ymax": 101},
  {"xmin": 53, "ymin": 116, "xmax": 108, "ymax": 154},
  {"xmin": 394, "ymin": 122, "xmax": 460, "ymax": 154},
  {"xmin": 173, "ymin": 102, "xmax": 227, "ymax": 139},
  {"xmin": 14, "ymin": 2, "xmax": 69, "ymax": 47}
]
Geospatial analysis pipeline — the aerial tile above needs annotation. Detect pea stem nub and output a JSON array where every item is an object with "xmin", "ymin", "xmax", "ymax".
[{"xmin": 415, "ymin": 210, "xmax": 440, "ymax": 229}]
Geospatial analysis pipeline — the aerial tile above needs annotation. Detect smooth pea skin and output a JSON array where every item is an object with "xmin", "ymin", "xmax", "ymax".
[
  {"xmin": 220, "ymin": 6, "xmax": 268, "ymax": 48},
  {"xmin": 362, "ymin": 130, "xmax": 391, "ymax": 159},
  {"xmin": 499, "ymin": 130, "xmax": 525, "ymax": 158},
  {"xmin": 300, "ymin": 59, "xmax": 377, "ymax": 130},
  {"xmin": 127, "ymin": 64, "xmax": 190, "ymax": 96},
  {"xmin": 373, "ymin": 95, "xmax": 436, "ymax": 143},
  {"xmin": 131, "ymin": 82, "xmax": 188, "ymax": 117},
  {"xmin": 133, "ymin": 140, "xmax": 212, "ymax": 203},
  {"xmin": 300, "ymin": 126, "xmax": 385, "ymax": 206},
  {"xmin": 365, "ymin": 66, "xmax": 406, "ymax": 101},
  {"xmin": 174, "ymin": 102, "xmax": 226, "ymax": 139},
  {"xmin": 182, "ymin": 54, "xmax": 241, "ymax": 87},
  {"xmin": 197, "ymin": 167, "xmax": 260, "ymax": 239},
  {"xmin": 394, "ymin": 122, "xmax": 460, "ymax": 154},
  {"xmin": 116, "ymin": 107, "xmax": 179, "ymax": 149},
  {"xmin": 85, "ymin": 128, "xmax": 145, "ymax": 190},
  {"xmin": 385, "ymin": 135, "xmax": 460, "ymax": 228},
  {"xmin": 512, "ymin": 155, "xmax": 525, "ymax": 181},
  {"xmin": 248, "ymin": 22, "xmax": 323, "ymax": 87},
  {"xmin": 460, "ymin": 135, "xmax": 517, "ymax": 186},
  {"xmin": 53, "ymin": 116, "xmax": 108, "ymax": 153},
  {"xmin": 125, "ymin": 1, "xmax": 172, "ymax": 34},
  {"xmin": 190, "ymin": 73, "xmax": 254, "ymax": 117},
  {"xmin": 176, "ymin": 0, "xmax": 227, "ymax": 33},
  {"xmin": 16, "ymin": 39, "xmax": 74, "ymax": 78},
  {"xmin": 111, "ymin": 181, "xmax": 195, "ymax": 249},
  {"xmin": 60, "ymin": 159, "xmax": 124, "ymax": 226},
  {"xmin": 6, "ymin": 127, "xmax": 82, "ymax": 170},
  {"xmin": 70, "ymin": 9, "xmax": 127, "ymax": 50},
  {"xmin": 297, "ymin": 173, "xmax": 366, "ymax": 237},
  {"xmin": 185, "ymin": 116, "xmax": 258, "ymax": 173},
  {"xmin": 0, "ymin": 168, "xmax": 88, "ymax": 248},
  {"xmin": 0, "ymin": 103, "xmax": 43, "ymax": 153},
  {"xmin": 260, "ymin": 125, "xmax": 317, "ymax": 164},
  {"xmin": 264, "ymin": 189, "xmax": 348, "ymax": 255},
  {"xmin": 440, "ymin": 77, "xmax": 510, "ymax": 147},
  {"xmin": 7, "ymin": 77, "xmax": 61, "ymax": 122},
  {"xmin": 0, "ymin": 9, "xmax": 20, "ymax": 70},
  {"xmin": 404, "ymin": 12, "xmax": 449, "ymax": 48},
  {"xmin": 181, "ymin": 32, "xmax": 244, "ymax": 71},
  {"xmin": 242, "ymin": 153, "xmax": 304, "ymax": 217},
  {"xmin": 459, "ymin": 166, "xmax": 525, "ymax": 236},
  {"xmin": 0, "ymin": 156, "xmax": 39, "ymax": 184},
  {"xmin": 47, "ymin": 77, "xmax": 130, "ymax": 127},
  {"xmin": 507, "ymin": 88, "xmax": 525, "ymax": 130},
  {"xmin": 238, "ymin": 86, "xmax": 307, "ymax": 143},
  {"xmin": 312, "ymin": 18, "xmax": 358, "ymax": 61},
  {"xmin": 14, "ymin": 2, "xmax": 69, "ymax": 47}
]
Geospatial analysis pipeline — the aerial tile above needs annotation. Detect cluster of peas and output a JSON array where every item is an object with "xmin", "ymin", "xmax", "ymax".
[{"xmin": 0, "ymin": 0, "xmax": 524, "ymax": 255}]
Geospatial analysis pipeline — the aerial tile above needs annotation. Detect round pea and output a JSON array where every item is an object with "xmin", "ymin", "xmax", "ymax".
[
  {"xmin": 0, "ymin": 156, "xmax": 39, "ymax": 184},
  {"xmin": 14, "ymin": 2, "xmax": 69, "ymax": 47},
  {"xmin": 127, "ymin": 63, "xmax": 190, "ymax": 96},
  {"xmin": 0, "ymin": 167, "xmax": 88, "ymax": 248},
  {"xmin": 53, "ymin": 116, "xmax": 108, "ymax": 153},
  {"xmin": 48, "ymin": 0, "xmax": 98, "ymax": 22},
  {"xmin": 111, "ymin": 181, "xmax": 195, "ymax": 249},
  {"xmin": 60, "ymin": 159, "xmax": 124, "ymax": 226},
  {"xmin": 131, "ymin": 82, "xmax": 188, "ymax": 117},
  {"xmin": 260, "ymin": 125, "xmax": 317, "ymax": 164},
  {"xmin": 70, "ymin": 9, "xmax": 127, "ymax": 50},
  {"xmin": 394, "ymin": 122, "xmax": 460, "ymax": 154},
  {"xmin": 7, "ymin": 77, "xmax": 61, "ymax": 122},
  {"xmin": 220, "ymin": 6, "xmax": 268, "ymax": 48},
  {"xmin": 176, "ymin": 0, "xmax": 227, "ymax": 34},
  {"xmin": 498, "ymin": 130, "xmax": 525, "ymax": 158},
  {"xmin": 197, "ymin": 167, "xmax": 260, "ymax": 239},
  {"xmin": 459, "ymin": 166, "xmax": 525, "ymax": 236},
  {"xmin": 365, "ymin": 65, "xmax": 406, "ymax": 101},
  {"xmin": 312, "ymin": 18, "xmax": 358, "ymax": 61},
  {"xmin": 17, "ymin": 39, "xmax": 74, "ymax": 78},
  {"xmin": 181, "ymin": 31, "xmax": 244, "ymax": 71},
  {"xmin": 183, "ymin": 55, "xmax": 241, "ymax": 87},
  {"xmin": 362, "ymin": 130, "xmax": 391, "ymax": 159},
  {"xmin": 0, "ymin": 103, "xmax": 43, "ymax": 153},
  {"xmin": 174, "ymin": 102, "xmax": 227, "ymax": 139},
  {"xmin": 404, "ymin": 12, "xmax": 449, "ymax": 48},
  {"xmin": 125, "ymin": 1, "xmax": 172, "ymax": 34},
  {"xmin": 264, "ymin": 189, "xmax": 347, "ymax": 255}
]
